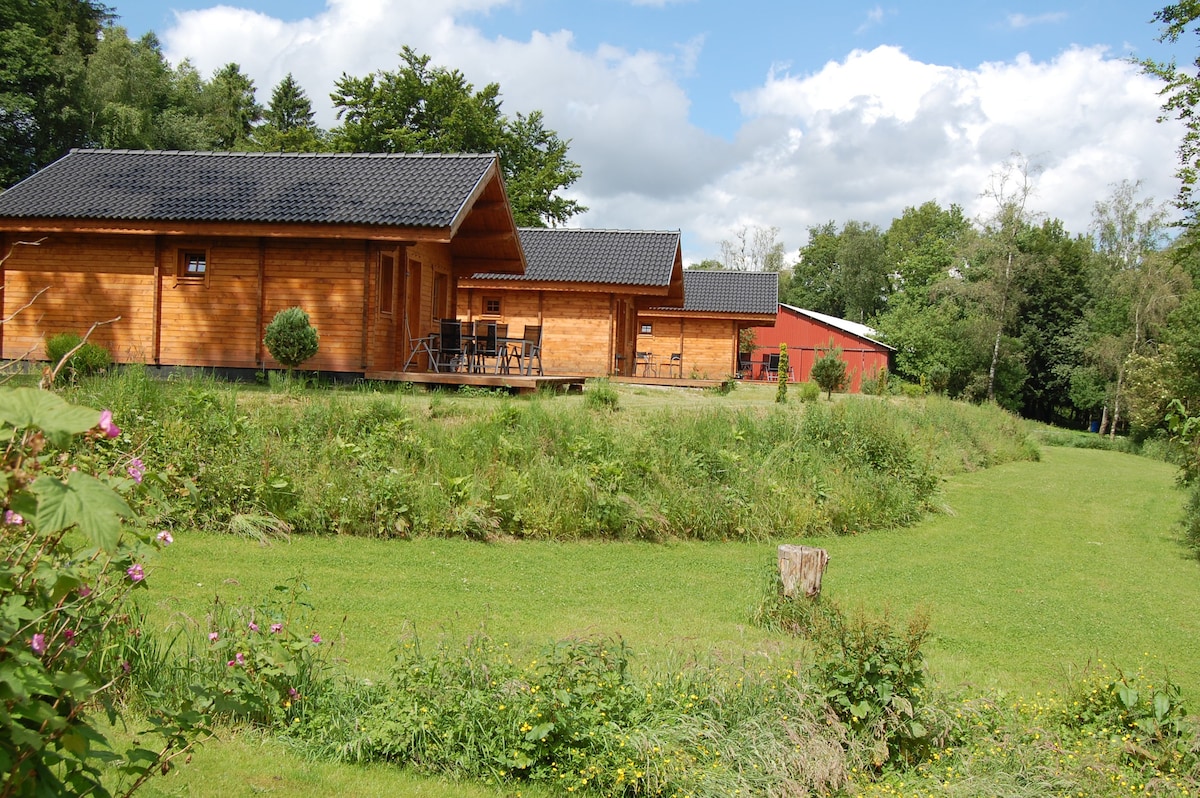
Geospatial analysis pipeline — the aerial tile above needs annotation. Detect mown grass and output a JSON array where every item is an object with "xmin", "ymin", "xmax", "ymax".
[
  {"xmin": 140, "ymin": 446, "xmax": 1197, "ymax": 696},
  {"xmin": 44, "ymin": 372, "xmax": 1193, "ymax": 795},
  {"xmin": 129, "ymin": 441, "xmax": 1200, "ymax": 796}
]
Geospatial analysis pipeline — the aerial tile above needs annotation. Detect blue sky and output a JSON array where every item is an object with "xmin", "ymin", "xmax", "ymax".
[{"xmin": 106, "ymin": 1, "xmax": 1188, "ymax": 263}]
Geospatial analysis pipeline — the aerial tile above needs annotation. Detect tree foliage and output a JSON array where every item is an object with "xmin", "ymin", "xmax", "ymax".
[
  {"xmin": 811, "ymin": 344, "xmax": 848, "ymax": 399},
  {"xmin": 0, "ymin": 0, "xmax": 110, "ymax": 184},
  {"xmin": 330, "ymin": 46, "xmax": 584, "ymax": 227}
]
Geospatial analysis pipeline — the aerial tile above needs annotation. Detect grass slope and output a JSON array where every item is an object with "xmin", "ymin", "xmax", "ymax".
[
  {"xmin": 144, "ymin": 445, "xmax": 1197, "ymax": 694},
  {"xmin": 809, "ymin": 446, "xmax": 1199, "ymax": 694}
]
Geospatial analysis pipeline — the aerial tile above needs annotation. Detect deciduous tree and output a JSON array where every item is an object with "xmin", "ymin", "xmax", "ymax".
[{"xmin": 330, "ymin": 47, "xmax": 584, "ymax": 226}]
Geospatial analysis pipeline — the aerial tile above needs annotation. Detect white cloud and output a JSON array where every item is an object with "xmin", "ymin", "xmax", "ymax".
[
  {"xmin": 856, "ymin": 5, "xmax": 885, "ymax": 35},
  {"xmin": 1007, "ymin": 11, "xmax": 1068, "ymax": 29},
  {"xmin": 159, "ymin": 1, "xmax": 1182, "ymax": 263}
]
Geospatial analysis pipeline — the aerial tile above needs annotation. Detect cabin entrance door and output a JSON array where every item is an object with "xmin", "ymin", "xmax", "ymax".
[{"xmin": 378, "ymin": 247, "xmax": 411, "ymax": 371}]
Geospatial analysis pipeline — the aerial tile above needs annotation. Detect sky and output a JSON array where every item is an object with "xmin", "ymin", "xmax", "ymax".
[{"xmin": 107, "ymin": 0, "xmax": 1191, "ymax": 265}]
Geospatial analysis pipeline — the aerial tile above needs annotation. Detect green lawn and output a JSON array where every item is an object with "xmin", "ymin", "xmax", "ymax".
[
  {"xmin": 133, "ymin": 442, "xmax": 1199, "ymax": 796},
  {"xmin": 144, "ymin": 444, "xmax": 1197, "ymax": 692}
]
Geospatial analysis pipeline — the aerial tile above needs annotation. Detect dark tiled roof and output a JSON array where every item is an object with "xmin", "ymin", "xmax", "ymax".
[
  {"xmin": 652, "ymin": 269, "xmax": 778, "ymax": 314},
  {"xmin": 0, "ymin": 149, "xmax": 496, "ymax": 228},
  {"xmin": 471, "ymin": 228, "xmax": 680, "ymax": 286}
]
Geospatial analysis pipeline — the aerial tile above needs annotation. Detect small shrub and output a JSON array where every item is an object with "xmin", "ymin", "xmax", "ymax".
[
  {"xmin": 861, "ymin": 367, "xmax": 889, "ymax": 395},
  {"xmin": 264, "ymin": 307, "xmax": 319, "ymax": 373},
  {"xmin": 0, "ymin": 388, "xmax": 207, "ymax": 796},
  {"xmin": 1057, "ymin": 659, "xmax": 1194, "ymax": 768},
  {"xmin": 797, "ymin": 381, "xmax": 820, "ymax": 402},
  {"xmin": 1184, "ymin": 483, "xmax": 1200, "ymax": 555},
  {"xmin": 45, "ymin": 331, "xmax": 111, "ymax": 382},
  {"xmin": 776, "ymin": 343, "xmax": 790, "ymax": 403},
  {"xmin": 811, "ymin": 344, "xmax": 848, "ymax": 399},
  {"xmin": 584, "ymin": 378, "xmax": 619, "ymax": 410},
  {"xmin": 752, "ymin": 566, "xmax": 936, "ymax": 768}
]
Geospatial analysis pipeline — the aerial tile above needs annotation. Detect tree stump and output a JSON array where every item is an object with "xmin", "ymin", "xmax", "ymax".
[{"xmin": 777, "ymin": 544, "xmax": 829, "ymax": 598}]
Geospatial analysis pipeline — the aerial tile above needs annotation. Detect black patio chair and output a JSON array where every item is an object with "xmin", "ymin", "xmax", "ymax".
[
  {"xmin": 471, "ymin": 320, "xmax": 501, "ymax": 373},
  {"xmin": 765, "ymin": 353, "xmax": 781, "ymax": 381},
  {"xmin": 436, "ymin": 318, "xmax": 466, "ymax": 372},
  {"xmin": 737, "ymin": 352, "xmax": 752, "ymax": 379}
]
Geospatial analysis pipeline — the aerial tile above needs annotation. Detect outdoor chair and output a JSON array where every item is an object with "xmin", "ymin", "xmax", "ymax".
[
  {"xmin": 635, "ymin": 351, "xmax": 656, "ymax": 377},
  {"xmin": 764, "ymin": 353, "xmax": 780, "ymax": 381},
  {"xmin": 506, "ymin": 325, "xmax": 543, "ymax": 375},
  {"xmin": 665, "ymin": 352, "xmax": 682, "ymax": 378},
  {"xmin": 737, "ymin": 352, "xmax": 752, "ymax": 379},
  {"xmin": 401, "ymin": 320, "xmax": 438, "ymax": 372},
  {"xmin": 436, "ymin": 318, "xmax": 466, "ymax": 373},
  {"xmin": 471, "ymin": 320, "xmax": 501, "ymax": 373},
  {"xmin": 758, "ymin": 353, "xmax": 773, "ymax": 380}
]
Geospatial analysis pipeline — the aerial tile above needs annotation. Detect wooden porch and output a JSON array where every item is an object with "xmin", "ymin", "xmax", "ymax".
[{"xmin": 366, "ymin": 370, "xmax": 585, "ymax": 395}]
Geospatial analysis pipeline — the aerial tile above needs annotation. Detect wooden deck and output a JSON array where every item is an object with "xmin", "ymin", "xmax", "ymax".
[
  {"xmin": 365, "ymin": 371, "xmax": 725, "ymax": 393},
  {"xmin": 365, "ymin": 370, "xmax": 585, "ymax": 395}
]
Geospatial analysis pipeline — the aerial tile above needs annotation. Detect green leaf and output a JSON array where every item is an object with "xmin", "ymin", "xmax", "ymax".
[
  {"xmin": 1117, "ymin": 684, "xmax": 1139, "ymax": 710},
  {"xmin": 525, "ymin": 722, "xmax": 554, "ymax": 742},
  {"xmin": 1154, "ymin": 691, "xmax": 1172, "ymax": 721},
  {"xmin": 33, "ymin": 472, "xmax": 132, "ymax": 551},
  {"xmin": 0, "ymin": 388, "xmax": 99, "ymax": 447}
]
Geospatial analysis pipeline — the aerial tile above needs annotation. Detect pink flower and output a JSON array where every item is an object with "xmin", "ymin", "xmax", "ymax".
[
  {"xmin": 270, "ymin": 623, "xmax": 283, "ymax": 634},
  {"xmin": 126, "ymin": 563, "xmax": 144, "ymax": 582},
  {"xmin": 127, "ymin": 458, "xmax": 144, "ymax": 484},
  {"xmin": 235, "ymin": 652, "xmax": 245, "ymax": 665},
  {"xmin": 78, "ymin": 585, "xmax": 92, "ymax": 598},
  {"xmin": 156, "ymin": 530, "xmax": 173, "ymax": 546},
  {"xmin": 4, "ymin": 510, "xmax": 23, "ymax": 525},
  {"xmin": 311, "ymin": 633, "xmax": 322, "ymax": 644},
  {"xmin": 121, "ymin": 661, "xmax": 131, "ymax": 674},
  {"xmin": 248, "ymin": 622, "xmax": 259, "ymax": 632},
  {"xmin": 63, "ymin": 628, "xmax": 77, "ymax": 647},
  {"xmin": 288, "ymin": 687, "xmax": 299, "ymax": 698},
  {"xmin": 208, "ymin": 632, "xmax": 219, "ymax": 642},
  {"xmin": 97, "ymin": 409, "xmax": 121, "ymax": 439},
  {"xmin": 30, "ymin": 633, "xmax": 46, "ymax": 655}
]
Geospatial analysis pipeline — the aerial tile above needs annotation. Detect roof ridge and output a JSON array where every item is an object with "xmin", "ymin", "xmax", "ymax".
[
  {"xmin": 67, "ymin": 148, "xmax": 497, "ymax": 160},
  {"xmin": 518, "ymin": 226, "xmax": 680, "ymax": 235}
]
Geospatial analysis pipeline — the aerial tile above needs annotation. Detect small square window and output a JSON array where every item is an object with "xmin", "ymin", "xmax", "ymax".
[
  {"xmin": 640, "ymin": 323, "xmax": 653, "ymax": 335},
  {"xmin": 483, "ymin": 297, "xmax": 502, "ymax": 316},
  {"xmin": 179, "ymin": 250, "xmax": 208, "ymax": 279}
]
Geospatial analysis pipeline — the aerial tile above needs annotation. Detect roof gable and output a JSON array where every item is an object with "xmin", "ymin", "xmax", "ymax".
[
  {"xmin": 470, "ymin": 228, "xmax": 682, "ymax": 287},
  {"xmin": 779, "ymin": 303, "xmax": 895, "ymax": 351},
  {"xmin": 0, "ymin": 149, "xmax": 498, "ymax": 229}
]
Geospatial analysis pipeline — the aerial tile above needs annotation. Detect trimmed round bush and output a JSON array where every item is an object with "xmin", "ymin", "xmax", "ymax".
[{"xmin": 264, "ymin": 307, "xmax": 320, "ymax": 370}]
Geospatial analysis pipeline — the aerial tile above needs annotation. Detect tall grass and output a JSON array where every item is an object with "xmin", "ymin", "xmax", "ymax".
[{"xmin": 64, "ymin": 369, "xmax": 1037, "ymax": 541}]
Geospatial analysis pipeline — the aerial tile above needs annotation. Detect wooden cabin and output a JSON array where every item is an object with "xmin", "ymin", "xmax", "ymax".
[
  {"xmin": 636, "ymin": 270, "xmax": 778, "ymax": 379},
  {"xmin": 457, "ymin": 228, "xmax": 684, "ymax": 376},
  {"xmin": 749, "ymin": 303, "xmax": 894, "ymax": 392},
  {"xmin": 0, "ymin": 149, "xmax": 524, "ymax": 376}
]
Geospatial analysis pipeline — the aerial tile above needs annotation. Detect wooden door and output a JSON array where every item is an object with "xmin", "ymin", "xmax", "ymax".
[{"xmin": 377, "ymin": 250, "xmax": 398, "ymax": 369}]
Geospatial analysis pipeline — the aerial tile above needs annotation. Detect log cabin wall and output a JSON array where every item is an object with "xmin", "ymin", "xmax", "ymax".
[
  {"xmin": 457, "ymin": 287, "xmax": 624, "ymax": 376},
  {"xmin": 0, "ymin": 232, "xmax": 461, "ymax": 375},
  {"xmin": 1, "ymin": 233, "xmax": 157, "ymax": 362},
  {"xmin": 637, "ymin": 317, "xmax": 739, "ymax": 379}
]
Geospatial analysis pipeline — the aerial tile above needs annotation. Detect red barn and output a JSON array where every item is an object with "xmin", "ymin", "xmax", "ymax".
[{"xmin": 749, "ymin": 303, "xmax": 894, "ymax": 392}]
